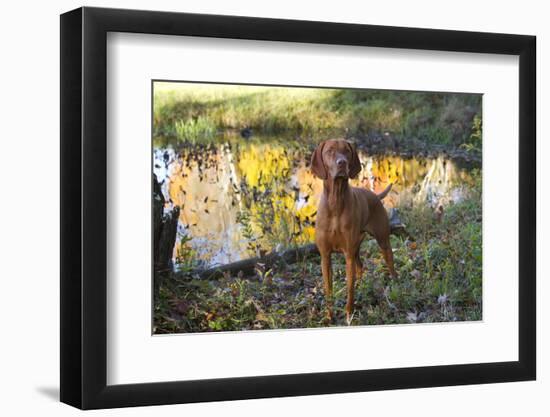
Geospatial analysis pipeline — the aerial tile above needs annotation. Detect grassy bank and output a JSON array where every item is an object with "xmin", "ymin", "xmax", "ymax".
[
  {"xmin": 153, "ymin": 82, "xmax": 482, "ymax": 152},
  {"xmin": 153, "ymin": 171, "xmax": 482, "ymax": 333}
]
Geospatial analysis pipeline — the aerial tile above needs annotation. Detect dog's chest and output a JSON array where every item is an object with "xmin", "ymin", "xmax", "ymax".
[
  {"xmin": 319, "ymin": 216, "xmax": 358, "ymax": 249},
  {"xmin": 327, "ymin": 216, "xmax": 347, "ymax": 234}
]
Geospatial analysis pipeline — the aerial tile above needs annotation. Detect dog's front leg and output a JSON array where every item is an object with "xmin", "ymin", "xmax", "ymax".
[
  {"xmin": 320, "ymin": 251, "xmax": 333, "ymax": 322},
  {"xmin": 345, "ymin": 254, "xmax": 356, "ymax": 325}
]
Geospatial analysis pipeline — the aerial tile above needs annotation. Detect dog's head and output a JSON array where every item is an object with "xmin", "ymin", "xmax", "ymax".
[{"xmin": 310, "ymin": 139, "xmax": 361, "ymax": 180}]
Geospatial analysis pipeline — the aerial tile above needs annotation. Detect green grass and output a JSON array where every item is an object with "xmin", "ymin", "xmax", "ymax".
[
  {"xmin": 173, "ymin": 116, "xmax": 216, "ymax": 143},
  {"xmin": 153, "ymin": 173, "xmax": 482, "ymax": 333},
  {"xmin": 153, "ymin": 82, "xmax": 482, "ymax": 149}
]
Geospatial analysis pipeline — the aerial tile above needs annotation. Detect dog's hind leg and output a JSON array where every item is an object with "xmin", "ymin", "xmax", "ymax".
[
  {"xmin": 355, "ymin": 249, "xmax": 363, "ymax": 282},
  {"xmin": 376, "ymin": 235, "xmax": 397, "ymax": 278}
]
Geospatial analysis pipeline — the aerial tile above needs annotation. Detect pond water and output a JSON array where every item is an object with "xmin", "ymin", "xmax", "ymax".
[{"xmin": 154, "ymin": 139, "xmax": 476, "ymax": 268}]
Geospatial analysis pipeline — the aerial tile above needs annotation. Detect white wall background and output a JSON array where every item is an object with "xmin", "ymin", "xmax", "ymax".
[{"xmin": 0, "ymin": 0, "xmax": 545, "ymax": 415}]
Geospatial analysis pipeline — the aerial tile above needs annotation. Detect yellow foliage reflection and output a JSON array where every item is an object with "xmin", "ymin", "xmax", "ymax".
[{"xmin": 159, "ymin": 143, "xmax": 471, "ymax": 266}]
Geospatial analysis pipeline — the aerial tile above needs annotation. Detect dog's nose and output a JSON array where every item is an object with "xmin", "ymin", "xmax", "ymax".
[{"xmin": 336, "ymin": 158, "xmax": 347, "ymax": 167}]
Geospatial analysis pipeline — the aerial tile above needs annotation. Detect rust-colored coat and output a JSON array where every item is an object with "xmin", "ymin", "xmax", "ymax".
[{"xmin": 311, "ymin": 139, "xmax": 396, "ymax": 324}]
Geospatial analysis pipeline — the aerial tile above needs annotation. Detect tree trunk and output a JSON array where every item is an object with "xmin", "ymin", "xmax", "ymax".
[{"xmin": 153, "ymin": 174, "xmax": 180, "ymax": 297}]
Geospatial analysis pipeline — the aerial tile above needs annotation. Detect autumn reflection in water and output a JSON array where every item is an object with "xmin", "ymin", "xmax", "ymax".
[{"xmin": 154, "ymin": 141, "xmax": 474, "ymax": 267}]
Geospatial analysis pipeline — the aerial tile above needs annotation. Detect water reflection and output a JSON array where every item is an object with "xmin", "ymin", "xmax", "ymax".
[{"xmin": 153, "ymin": 141, "xmax": 474, "ymax": 267}]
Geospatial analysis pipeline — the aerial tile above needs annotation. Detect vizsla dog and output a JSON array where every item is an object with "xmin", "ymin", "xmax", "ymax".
[{"xmin": 311, "ymin": 139, "xmax": 396, "ymax": 324}]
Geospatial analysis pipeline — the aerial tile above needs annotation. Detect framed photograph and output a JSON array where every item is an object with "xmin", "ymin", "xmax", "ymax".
[{"xmin": 60, "ymin": 6, "xmax": 536, "ymax": 410}]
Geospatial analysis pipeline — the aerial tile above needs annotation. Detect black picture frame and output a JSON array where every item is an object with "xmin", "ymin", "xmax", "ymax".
[{"xmin": 60, "ymin": 6, "xmax": 536, "ymax": 410}]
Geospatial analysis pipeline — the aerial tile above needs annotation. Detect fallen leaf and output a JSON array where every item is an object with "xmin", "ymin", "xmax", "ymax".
[
  {"xmin": 175, "ymin": 301, "xmax": 189, "ymax": 315},
  {"xmin": 255, "ymin": 312, "xmax": 268, "ymax": 322}
]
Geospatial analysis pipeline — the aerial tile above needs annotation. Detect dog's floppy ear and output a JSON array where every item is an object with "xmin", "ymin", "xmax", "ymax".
[
  {"xmin": 347, "ymin": 141, "xmax": 362, "ymax": 179},
  {"xmin": 310, "ymin": 141, "xmax": 327, "ymax": 180}
]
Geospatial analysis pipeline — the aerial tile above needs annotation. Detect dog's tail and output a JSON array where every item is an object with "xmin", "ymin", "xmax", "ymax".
[{"xmin": 377, "ymin": 183, "xmax": 393, "ymax": 200}]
